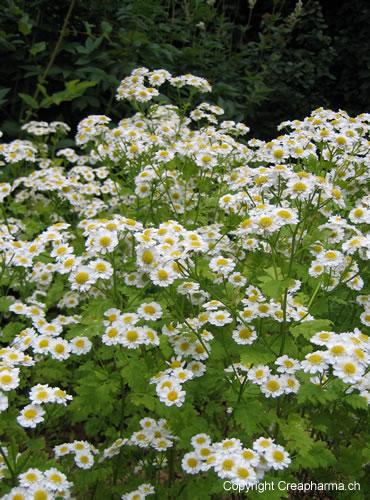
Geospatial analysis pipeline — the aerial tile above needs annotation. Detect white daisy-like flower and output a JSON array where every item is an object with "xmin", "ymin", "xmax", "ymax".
[
  {"xmin": 150, "ymin": 266, "xmax": 177, "ymax": 287},
  {"xmin": 70, "ymin": 336, "xmax": 92, "ymax": 355},
  {"xmin": 231, "ymin": 463, "xmax": 258, "ymax": 487},
  {"xmin": 158, "ymin": 383, "xmax": 186, "ymax": 407},
  {"xmin": 120, "ymin": 327, "xmax": 144, "ymax": 349},
  {"xmin": 18, "ymin": 468, "xmax": 44, "ymax": 488},
  {"xmin": 260, "ymin": 376, "xmax": 285, "ymax": 398},
  {"xmin": 209, "ymin": 256, "xmax": 236, "ymax": 275},
  {"xmin": 181, "ymin": 452, "xmax": 205, "ymax": 474},
  {"xmin": 17, "ymin": 404, "xmax": 45, "ymax": 428},
  {"xmin": 247, "ymin": 365, "xmax": 270, "ymax": 385},
  {"xmin": 44, "ymin": 467, "xmax": 71, "ymax": 491},
  {"xmin": 50, "ymin": 338, "xmax": 71, "ymax": 361},
  {"xmin": 0, "ymin": 367, "xmax": 20, "ymax": 391},
  {"xmin": 74, "ymin": 451, "xmax": 94, "ymax": 469},
  {"xmin": 137, "ymin": 302, "xmax": 163, "ymax": 320},
  {"xmin": 29, "ymin": 384, "xmax": 54, "ymax": 404},
  {"xmin": 253, "ymin": 436, "xmax": 275, "ymax": 453},
  {"xmin": 231, "ymin": 324, "xmax": 257, "ymax": 345},
  {"xmin": 264, "ymin": 445, "xmax": 291, "ymax": 470},
  {"xmin": 333, "ymin": 358, "xmax": 364, "ymax": 384},
  {"xmin": 208, "ymin": 310, "xmax": 233, "ymax": 326},
  {"xmin": 275, "ymin": 355, "xmax": 301, "ymax": 374},
  {"xmin": 69, "ymin": 266, "xmax": 97, "ymax": 291},
  {"xmin": 301, "ymin": 351, "xmax": 329, "ymax": 374}
]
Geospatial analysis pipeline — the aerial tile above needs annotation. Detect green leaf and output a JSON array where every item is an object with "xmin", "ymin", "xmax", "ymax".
[
  {"xmin": 297, "ymin": 380, "xmax": 339, "ymax": 406},
  {"xmin": 295, "ymin": 441, "xmax": 336, "ymax": 468},
  {"xmin": 30, "ymin": 41, "xmax": 46, "ymax": 56},
  {"xmin": 290, "ymin": 319, "xmax": 333, "ymax": 339},
  {"xmin": 39, "ymin": 80, "xmax": 98, "ymax": 108},
  {"xmin": 279, "ymin": 415, "xmax": 314, "ymax": 458},
  {"xmin": 45, "ymin": 276, "xmax": 65, "ymax": 307},
  {"xmin": 345, "ymin": 394, "xmax": 369, "ymax": 411},
  {"xmin": 159, "ymin": 335, "xmax": 173, "ymax": 358},
  {"xmin": 234, "ymin": 399, "xmax": 270, "ymax": 436},
  {"xmin": 18, "ymin": 15, "xmax": 32, "ymax": 35},
  {"xmin": 0, "ymin": 297, "xmax": 13, "ymax": 313},
  {"xmin": 18, "ymin": 93, "xmax": 38, "ymax": 109},
  {"xmin": 240, "ymin": 343, "xmax": 276, "ymax": 365},
  {"xmin": 0, "ymin": 87, "xmax": 10, "ymax": 106},
  {"xmin": 130, "ymin": 393, "xmax": 156, "ymax": 410},
  {"xmin": 257, "ymin": 267, "xmax": 296, "ymax": 300},
  {"xmin": 2, "ymin": 322, "xmax": 25, "ymax": 341}
]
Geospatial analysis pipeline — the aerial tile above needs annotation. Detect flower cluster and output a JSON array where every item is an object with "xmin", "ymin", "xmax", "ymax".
[
  {"xmin": 116, "ymin": 67, "xmax": 211, "ymax": 103},
  {"xmin": 54, "ymin": 440, "xmax": 98, "ymax": 469},
  {"xmin": 102, "ymin": 305, "xmax": 160, "ymax": 348},
  {"xmin": 128, "ymin": 418, "xmax": 175, "ymax": 452},
  {"xmin": 121, "ymin": 483, "xmax": 155, "ymax": 500},
  {"xmin": 309, "ymin": 328, "xmax": 370, "ymax": 399},
  {"xmin": 3, "ymin": 467, "xmax": 73, "ymax": 499},
  {"xmin": 182, "ymin": 434, "xmax": 291, "ymax": 487},
  {"xmin": 17, "ymin": 384, "xmax": 72, "ymax": 428}
]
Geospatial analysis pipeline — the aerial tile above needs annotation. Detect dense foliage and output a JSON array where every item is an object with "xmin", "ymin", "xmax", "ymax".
[
  {"xmin": 0, "ymin": 68, "xmax": 369, "ymax": 499},
  {"xmin": 1, "ymin": 0, "xmax": 370, "ymax": 139}
]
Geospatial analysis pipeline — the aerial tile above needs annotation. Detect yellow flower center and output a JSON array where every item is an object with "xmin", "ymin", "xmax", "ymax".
[
  {"xmin": 36, "ymin": 390, "xmax": 48, "ymax": 401},
  {"xmin": 34, "ymin": 491, "xmax": 48, "ymax": 500},
  {"xmin": 237, "ymin": 467, "xmax": 250, "ymax": 479},
  {"xmin": 277, "ymin": 209, "xmax": 292, "ymax": 219},
  {"xmin": 75, "ymin": 271, "xmax": 89, "ymax": 284},
  {"xmin": 24, "ymin": 408, "xmax": 37, "ymax": 419},
  {"xmin": 309, "ymin": 354, "xmax": 322, "ymax": 364},
  {"xmin": 99, "ymin": 236, "xmax": 112, "ymax": 247},
  {"xmin": 187, "ymin": 458, "xmax": 198, "ymax": 468},
  {"xmin": 222, "ymin": 459, "xmax": 234, "ymax": 470},
  {"xmin": 0, "ymin": 374, "xmax": 12, "ymax": 384},
  {"xmin": 95, "ymin": 262, "xmax": 107, "ymax": 272},
  {"xmin": 25, "ymin": 472, "xmax": 37, "ymax": 482},
  {"xmin": 353, "ymin": 208, "xmax": 364, "ymax": 218},
  {"xmin": 266, "ymin": 380, "xmax": 280, "ymax": 392},
  {"xmin": 50, "ymin": 473, "xmax": 62, "ymax": 483},
  {"xmin": 167, "ymin": 390, "xmax": 178, "ymax": 402},
  {"xmin": 292, "ymin": 182, "xmax": 307, "ymax": 192},
  {"xmin": 343, "ymin": 363, "xmax": 356, "ymax": 375},
  {"xmin": 141, "ymin": 250, "xmax": 154, "ymax": 264},
  {"xmin": 330, "ymin": 345, "xmax": 344, "ymax": 355},
  {"xmin": 107, "ymin": 328, "xmax": 118, "ymax": 338},
  {"xmin": 157, "ymin": 269, "xmax": 169, "ymax": 280},
  {"xmin": 273, "ymin": 450, "xmax": 285, "ymax": 462},
  {"xmin": 258, "ymin": 216, "xmax": 273, "ymax": 228},
  {"xmin": 126, "ymin": 330, "xmax": 138, "ymax": 342},
  {"xmin": 239, "ymin": 328, "xmax": 253, "ymax": 339},
  {"xmin": 54, "ymin": 344, "xmax": 65, "ymax": 354}
]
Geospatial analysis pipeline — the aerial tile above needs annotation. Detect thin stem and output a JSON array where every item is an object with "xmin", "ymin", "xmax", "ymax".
[{"xmin": 22, "ymin": 0, "xmax": 77, "ymax": 122}]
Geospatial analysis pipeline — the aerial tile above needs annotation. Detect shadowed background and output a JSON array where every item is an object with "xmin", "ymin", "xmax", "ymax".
[{"xmin": 1, "ymin": 0, "xmax": 369, "ymax": 139}]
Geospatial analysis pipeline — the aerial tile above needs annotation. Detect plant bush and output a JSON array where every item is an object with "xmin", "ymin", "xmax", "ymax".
[{"xmin": 0, "ymin": 68, "xmax": 369, "ymax": 499}]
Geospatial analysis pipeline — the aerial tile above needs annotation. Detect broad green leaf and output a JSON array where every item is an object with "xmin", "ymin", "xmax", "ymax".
[
  {"xmin": 290, "ymin": 319, "xmax": 333, "ymax": 339},
  {"xmin": 18, "ymin": 92, "xmax": 38, "ymax": 109},
  {"xmin": 39, "ymin": 80, "xmax": 98, "ymax": 108}
]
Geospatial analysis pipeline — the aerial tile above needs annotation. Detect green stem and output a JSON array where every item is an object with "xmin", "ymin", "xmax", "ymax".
[
  {"xmin": 22, "ymin": 0, "xmax": 77, "ymax": 122},
  {"xmin": 0, "ymin": 445, "xmax": 16, "ymax": 485}
]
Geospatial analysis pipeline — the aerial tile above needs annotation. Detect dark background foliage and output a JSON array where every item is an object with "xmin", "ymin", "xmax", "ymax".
[{"xmin": 0, "ymin": 0, "xmax": 369, "ymax": 139}]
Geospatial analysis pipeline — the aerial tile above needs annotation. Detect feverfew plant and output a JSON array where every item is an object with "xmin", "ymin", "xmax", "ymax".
[{"xmin": 0, "ymin": 68, "xmax": 369, "ymax": 499}]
